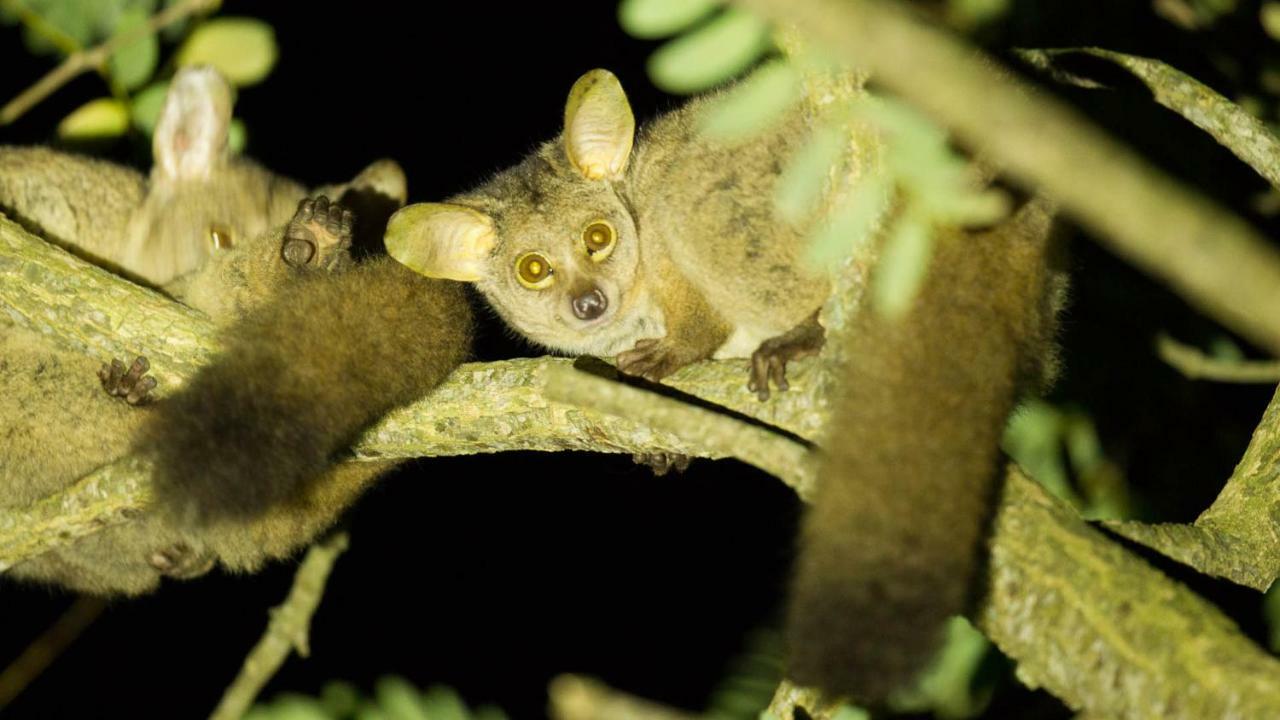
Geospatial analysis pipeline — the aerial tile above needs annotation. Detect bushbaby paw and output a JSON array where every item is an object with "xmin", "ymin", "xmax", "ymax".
[
  {"xmin": 147, "ymin": 542, "xmax": 216, "ymax": 579},
  {"xmin": 748, "ymin": 319, "xmax": 825, "ymax": 401},
  {"xmin": 98, "ymin": 356, "xmax": 157, "ymax": 405},
  {"xmin": 631, "ymin": 451, "xmax": 692, "ymax": 476},
  {"xmin": 281, "ymin": 195, "xmax": 354, "ymax": 271},
  {"xmin": 617, "ymin": 338, "xmax": 686, "ymax": 382}
]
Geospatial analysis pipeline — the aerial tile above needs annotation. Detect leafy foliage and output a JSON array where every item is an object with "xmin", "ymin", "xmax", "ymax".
[
  {"xmin": 0, "ymin": 0, "xmax": 275, "ymax": 152},
  {"xmin": 618, "ymin": 0, "xmax": 1008, "ymax": 318},
  {"xmin": 245, "ymin": 678, "xmax": 509, "ymax": 720}
]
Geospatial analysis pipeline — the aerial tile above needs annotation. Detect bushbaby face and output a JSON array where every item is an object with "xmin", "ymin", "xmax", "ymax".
[
  {"xmin": 120, "ymin": 66, "xmax": 306, "ymax": 285},
  {"xmin": 128, "ymin": 161, "xmax": 304, "ymax": 284},
  {"xmin": 386, "ymin": 68, "xmax": 665, "ymax": 357},
  {"xmin": 477, "ymin": 188, "xmax": 649, "ymax": 355}
]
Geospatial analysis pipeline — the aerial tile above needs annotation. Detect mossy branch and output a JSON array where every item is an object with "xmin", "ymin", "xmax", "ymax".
[
  {"xmin": 734, "ymin": 0, "xmax": 1280, "ymax": 356},
  {"xmin": 0, "ymin": 214, "xmax": 825, "ymax": 567},
  {"xmin": 7, "ymin": 9, "xmax": 1280, "ymax": 705},
  {"xmin": 1105, "ymin": 381, "xmax": 1280, "ymax": 590}
]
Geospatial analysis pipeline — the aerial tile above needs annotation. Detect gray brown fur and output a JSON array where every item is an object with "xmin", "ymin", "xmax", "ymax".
[
  {"xmin": 785, "ymin": 196, "xmax": 1066, "ymax": 703},
  {"xmin": 2, "ymin": 183, "xmax": 429, "ymax": 595},
  {"xmin": 136, "ymin": 257, "xmax": 471, "ymax": 528},
  {"xmin": 1, "ymin": 67, "xmax": 424, "ymax": 594},
  {"xmin": 444, "ymin": 72, "xmax": 828, "ymax": 386},
  {"xmin": 0, "ymin": 67, "xmax": 309, "ymax": 286},
  {"xmin": 1, "ymin": 217, "xmax": 321, "ymax": 594}
]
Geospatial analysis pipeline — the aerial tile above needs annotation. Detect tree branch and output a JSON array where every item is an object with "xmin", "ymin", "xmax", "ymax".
[
  {"xmin": 542, "ymin": 364, "xmax": 818, "ymax": 498},
  {"xmin": 0, "ymin": 214, "xmax": 826, "ymax": 568},
  {"xmin": 1156, "ymin": 334, "xmax": 1280, "ymax": 384},
  {"xmin": 208, "ymin": 531, "xmax": 349, "ymax": 720},
  {"xmin": 734, "ymin": 0, "xmax": 1280, "ymax": 356},
  {"xmin": 1105, "ymin": 382, "xmax": 1280, "ymax": 590},
  {"xmin": 1016, "ymin": 48, "xmax": 1280, "ymax": 190},
  {"xmin": 979, "ymin": 468, "xmax": 1280, "ymax": 718},
  {"xmin": 0, "ymin": 0, "xmax": 220, "ymax": 126}
]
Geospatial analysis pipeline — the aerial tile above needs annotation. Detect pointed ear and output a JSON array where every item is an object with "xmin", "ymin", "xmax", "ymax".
[
  {"xmin": 319, "ymin": 159, "xmax": 409, "ymax": 208},
  {"xmin": 563, "ymin": 69, "xmax": 635, "ymax": 181},
  {"xmin": 152, "ymin": 66, "xmax": 233, "ymax": 182},
  {"xmin": 385, "ymin": 203, "xmax": 496, "ymax": 282}
]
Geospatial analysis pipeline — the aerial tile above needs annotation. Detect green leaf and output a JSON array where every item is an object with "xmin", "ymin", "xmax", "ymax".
[
  {"xmin": 618, "ymin": 0, "xmax": 720, "ymax": 39},
  {"xmin": 647, "ymin": 8, "xmax": 771, "ymax": 94},
  {"xmin": 129, "ymin": 81, "xmax": 169, "ymax": 135},
  {"xmin": 888, "ymin": 617, "xmax": 994, "ymax": 719},
  {"xmin": 266, "ymin": 693, "xmax": 335, "ymax": 720},
  {"xmin": 831, "ymin": 706, "xmax": 871, "ymax": 720},
  {"xmin": 949, "ymin": 0, "xmax": 1010, "ymax": 27},
  {"xmin": 1003, "ymin": 400, "xmax": 1082, "ymax": 508},
  {"xmin": 319, "ymin": 681, "xmax": 362, "ymax": 719},
  {"xmin": 375, "ymin": 676, "xmax": 430, "ymax": 720},
  {"xmin": 420, "ymin": 685, "xmax": 470, "ymax": 720},
  {"xmin": 108, "ymin": 6, "xmax": 159, "ymax": 90},
  {"xmin": 228, "ymin": 117, "xmax": 247, "ymax": 154},
  {"xmin": 699, "ymin": 60, "xmax": 799, "ymax": 144},
  {"xmin": 1265, "ymin": 2, "xmax": 1280, "ymax": 40},
  {"xmin": 805, "ymin": 169, "xmax": 891, "ymax": 268},
  {"xmin": 775, "ymin": 122, "xmax": 846, "ymax": 224},
  {"xmin": 872, "ymin": 212, "xmax": 933, "ymax": 319},
  {"xmin": 176, "ymin": 17, "xmax": 278, "ymax": 86},
  {"xmin": 57, "ymin": 97, "xmax": 130, "ymax": 140}
]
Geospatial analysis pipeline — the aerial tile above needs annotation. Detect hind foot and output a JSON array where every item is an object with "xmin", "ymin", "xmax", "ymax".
[
  {"xmin": 748, "ymin": 313, "xmax": 825, "ymax": 401},
  {"xmin": 147, "ymin": 542, "xmax": 216, "ymax": 579},
  {"xmin": 632, "ymin": 452, "xmax": 692, "ymax": 476},
  {"xmin": 98, "ymin": 356, "xmax": 157, "ymax": 405}
]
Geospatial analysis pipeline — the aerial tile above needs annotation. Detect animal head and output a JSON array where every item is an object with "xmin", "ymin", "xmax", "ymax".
[
  {"xmin": 125, "ymin": 66, "xmax": 305, "ymax": 285},
  {"xmin": 182, "ymin": 159, "xmax": 409, "ymax": 323},
  {"xmin": 386, "ymin": 69, "xmax": 655, "ymax": 355}
]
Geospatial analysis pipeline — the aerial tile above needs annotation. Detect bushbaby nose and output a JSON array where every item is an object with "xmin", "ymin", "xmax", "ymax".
[{"xmin": 571, "ymin": 288, "xmax": 608, "ymax": 320}]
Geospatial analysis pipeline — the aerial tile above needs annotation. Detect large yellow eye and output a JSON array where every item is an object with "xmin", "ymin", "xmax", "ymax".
[
  {"xmin": 209, "ymin": 224, "xmax": 234, "ymax": 250},
  {"xmin": 581, "ymin": 220, "xmax": 616, "ymax": 262},
  {"xmin": 515, "ymin": 252, "xmax": 555, "ymax": 289}
]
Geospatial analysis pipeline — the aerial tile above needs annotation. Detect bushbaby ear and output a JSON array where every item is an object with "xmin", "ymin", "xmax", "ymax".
[
  {"xmin": 153, "ymin": 66, "xmax": 233, "ymax": 183},
  {"xmin": 563, "ymin": 69, "xmax": 635, "ymax": 181},
  {"xmin": 385, "ymin": 203, "xmax": 496, "ymax": 282},
  {"xmin": 320, "ymin": 159, "xmax": 409, "ymax": 208}
]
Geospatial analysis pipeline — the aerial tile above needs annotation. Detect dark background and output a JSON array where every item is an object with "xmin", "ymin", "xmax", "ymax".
[{"xmin": 2, "ymin": 1, "xmax": 1278, "ymax": 718}]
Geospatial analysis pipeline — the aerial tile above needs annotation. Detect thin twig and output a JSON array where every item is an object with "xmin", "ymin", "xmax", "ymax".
[
  {"xmin": 1016, "ymin": 47, "xmax": 1280, "ymax": 191},
  {"xmin": 1157, "ymin": 334, "xmax": 1280, "ymax": 384},
  {"xmin": 0, "ymin": 0, "xmax": 219, "ymax": 126},
  {"xmin": 208, "ymin": 532, "xmax": 349, "ymax": 720},
  {"xmin": 0, "ymin": 596, "xmax": 106, "ymax": 710},
  {"xmin": 0, "ymin": 0, "xmax": 82, "ymax": 56}
]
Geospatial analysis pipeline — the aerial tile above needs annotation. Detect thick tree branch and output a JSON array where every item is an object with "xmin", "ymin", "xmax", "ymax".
[
  {"xmin": 543, "ymin": 364, "xmax": 818, "ymax": 498},
  {"xmin": 0, "ymin": 214, "xmax": 825, "ymax": 568},
  {"xmin": 1105, "ymin": 382, "xmax": 1280, "ymax": 590},
  {"xmin": 979, "ymin": 469, "xmax": 1280, "ymax": 718},
  {"xmin": 735, "ymin": 0, "xmax": 1280, "ymax": 355}
]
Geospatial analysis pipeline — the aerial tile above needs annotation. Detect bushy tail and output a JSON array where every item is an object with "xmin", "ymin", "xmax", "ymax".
[
  {"xmin": 786, "ymin": 198, "xmax": 1063, "ymax": 702},
  {"xmin": 138, "ymin": 256, "xmax": 471, "ymax": 524}
]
